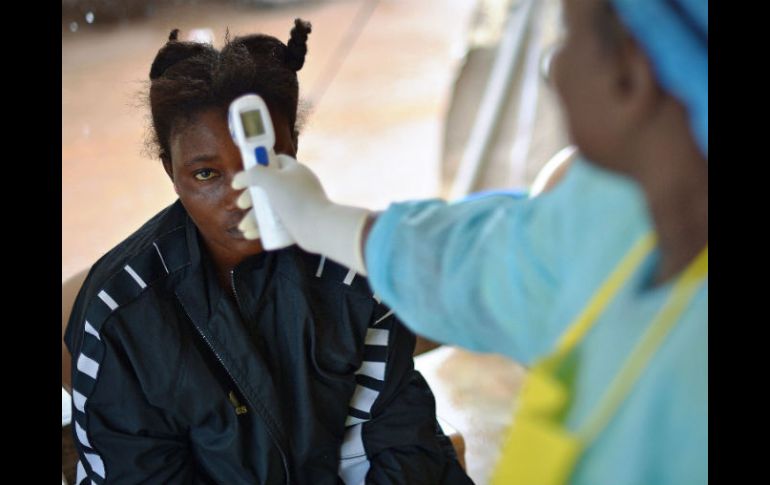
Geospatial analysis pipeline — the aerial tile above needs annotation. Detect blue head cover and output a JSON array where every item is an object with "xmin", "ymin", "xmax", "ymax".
[{"xmin": 610, "ymin": 0, "xmax": 708, "ymax": 158}]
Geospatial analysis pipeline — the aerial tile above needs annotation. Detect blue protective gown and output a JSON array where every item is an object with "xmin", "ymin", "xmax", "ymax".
[{"xmin": 365, "ymin": 157, "xmax": 707, "ymax": 484}]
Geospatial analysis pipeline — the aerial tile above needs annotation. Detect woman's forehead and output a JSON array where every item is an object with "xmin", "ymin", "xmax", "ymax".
[
  {"xmin": 169, "ymin": 106, "xmax": 292, "ymax": 156},
  {"xmin": 170, "ymin": 110, "xmax": 226, "ymax": 150},
  {"xmin": 171, "ymin": 108, "xmax": 224, "ymax": 134}
]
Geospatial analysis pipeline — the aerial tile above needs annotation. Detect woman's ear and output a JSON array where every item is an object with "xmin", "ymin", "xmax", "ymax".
[
  {"xmin": 161, "ymin": 155, "xmax": 179, "ymax": 195},
  {"xmin": 161, "ymin": 154, "xmax": 173, "ymax": 179}
]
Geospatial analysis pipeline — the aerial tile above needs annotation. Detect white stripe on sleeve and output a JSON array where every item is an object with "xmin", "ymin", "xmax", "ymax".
[
  {"xmin": 355, "ymin": 361, "xmax": 386, "ymax": 381},
  {"xmin": 84, "ymin": 452, "xmax": 106, "ymax": 478},
  {"xmin": 76, "ymin": 460, "xmax": 87, "ymax": 484},
  {"xmin": 153, "ymin": 242, "xmax": 170, "ymax": 274},
  {"xmin": 76, "ymin": 353, "xmax": 99, "ymax": 380},
  {"xmin": 343, "ymin": 269, "xmax": 356, "ymax": 285},
  {"xmin": 316, "ymin": 256, "xmax": 326, "ymax": 277},
  {"xmin": 75, "ymin": 420, "xmax": 92, "ymax": 448},
  {"xmin": 84, "ymin": 321, "xmax": 100, "ymax": 340},
  {"xmin": 124, "ymin": 264, "xmax": 147, "ymax": 289},
  {"xmin": 97, "ymin": 290, "xmax": 118, "ymax": 311},
  {"xmin": 374, "ymin": 309, "xmax": 394, "ymax": 325},
  {"xmin": 364, "ymin": 328, "xmax": 389, "ymax": 346},
  {"xmin": 72, "ymin": 388, "xmax": 87, "ymax": 413},
  {"xmin": 340, "ymin": 423, "xmax": 365, "ymax": 458},
  {"xmin": 349, "ymin": 385, "xmax": 378, "ymax": 414},
  {"xmin": 338, "ymin": 454, "xmax": 369, "ymax": 485}
]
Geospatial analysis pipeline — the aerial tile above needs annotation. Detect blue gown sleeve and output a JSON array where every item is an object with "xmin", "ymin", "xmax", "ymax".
[{"xmin": 365, "ymin": 158, "xmax": 650, "ymax": 364}]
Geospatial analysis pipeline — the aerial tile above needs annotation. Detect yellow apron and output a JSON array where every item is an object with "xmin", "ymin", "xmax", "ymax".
[{"xmin": 491, "ymin": 233, "xmax": 708, "ymax": 485}]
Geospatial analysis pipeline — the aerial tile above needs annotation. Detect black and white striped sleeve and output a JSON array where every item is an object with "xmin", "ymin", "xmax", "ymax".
[
  {"xmin": 337, "ymin": 291, "xmax": 395, "ymax": 485},
  {"xmin": 337, "ymin": 293, "xmax": 468, "ymax": 484},
  {"xmin": 67, "ymin": 241, "xmax": 194, "ymax": 484}
]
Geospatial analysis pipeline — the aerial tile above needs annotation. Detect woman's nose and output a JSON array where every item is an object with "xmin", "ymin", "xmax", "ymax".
[{"xmin": 224, "ymin": 174, "xmax": 244, "ymax": 210}]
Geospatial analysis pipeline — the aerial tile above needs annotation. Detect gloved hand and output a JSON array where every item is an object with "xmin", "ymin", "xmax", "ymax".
[{"xmin": 232, "ymin": 154, "xmax": 371, "ymax": 275}]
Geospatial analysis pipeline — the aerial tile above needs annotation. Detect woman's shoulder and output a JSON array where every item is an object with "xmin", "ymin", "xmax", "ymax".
[
  {"xmin": 71, "ymin": 201, "xmax": 192, "ymax": 331},
  {"xmin": 86, "ymin": 201, "xmax": 189, "ymax": 288}
]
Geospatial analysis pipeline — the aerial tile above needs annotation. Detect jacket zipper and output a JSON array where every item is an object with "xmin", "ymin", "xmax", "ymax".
[
  {"xmin": 230, "ymin": 269, "xmax": 292, "ymax": 484},
  {"xmin": 179, "ymin": 280, "xmax": 291, "ymax": 485}
]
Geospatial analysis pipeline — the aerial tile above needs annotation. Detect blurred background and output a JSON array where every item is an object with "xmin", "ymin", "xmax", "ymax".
[{"xmin": 62, "ymin": 0, "xmax": 569, "ymax": 482}]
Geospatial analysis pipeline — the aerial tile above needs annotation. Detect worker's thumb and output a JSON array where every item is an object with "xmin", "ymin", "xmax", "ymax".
[
  {"xmin": 275, "ymin": 153, "xmax": 299, "ymax": 170},
  {"xmin": 231, "ymin": 164, "xmax": 272, "ymax": 191}
]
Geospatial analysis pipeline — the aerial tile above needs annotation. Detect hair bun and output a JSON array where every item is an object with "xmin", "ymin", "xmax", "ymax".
[
  {"xmin": 286, "ymin": 18, "xmax": 312, "ymax": 72},
  {"xmin": 149, "ymin": 30, "xmax": 208, "ymax": 80}
]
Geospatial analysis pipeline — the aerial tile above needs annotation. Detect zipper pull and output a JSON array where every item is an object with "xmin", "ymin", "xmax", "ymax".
[{"xmin": 228, "ymin": 391, "xmax": 248, "ymax": 415}]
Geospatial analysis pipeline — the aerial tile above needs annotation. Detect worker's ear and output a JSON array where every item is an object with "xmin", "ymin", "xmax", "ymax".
[
  {"xmin": 161, "ymin": 154, "xmax": 179, "ymax": 195},
  {"xmin": 612, "ymin": 35, "xmax": 661, "ymax": 127}
]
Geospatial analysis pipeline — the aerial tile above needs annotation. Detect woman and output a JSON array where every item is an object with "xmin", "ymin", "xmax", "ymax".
[
  {"xmin": 64, "ymin": 20, "xmax": 470, "ymax": 484},
  {"xmin": 233, "ymin": 1, "xmax": 708, "ymax": 483}
]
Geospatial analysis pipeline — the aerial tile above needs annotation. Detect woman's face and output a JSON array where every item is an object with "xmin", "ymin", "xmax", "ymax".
[{"xmin": 165, "ymin": 106, "xmax": 297, "ymax": 266}]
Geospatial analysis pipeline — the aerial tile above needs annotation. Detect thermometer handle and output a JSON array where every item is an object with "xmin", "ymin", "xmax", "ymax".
[{"xmin": 244, "ymin": 149, "xmax": 294, "ymax": 250}]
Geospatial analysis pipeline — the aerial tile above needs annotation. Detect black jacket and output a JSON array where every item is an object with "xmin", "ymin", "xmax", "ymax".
[{"xmin": 64, "ymin": 200, "xmax": 471, "ymax": 485}]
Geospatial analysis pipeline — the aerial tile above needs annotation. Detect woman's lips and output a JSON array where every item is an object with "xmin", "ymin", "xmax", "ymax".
[{"xmin": 227, "ymin": 226, "xmax": 246, "ymax": 239}]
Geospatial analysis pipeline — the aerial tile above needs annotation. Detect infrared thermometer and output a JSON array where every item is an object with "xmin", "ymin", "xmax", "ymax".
[{"xmin": 228, "ymin": 94, "xmax": 294, "ymax": 250}]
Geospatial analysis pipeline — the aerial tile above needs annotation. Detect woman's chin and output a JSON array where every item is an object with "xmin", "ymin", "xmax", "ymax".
[{"xmin": 227, "ymin": 229, "xmax": 263, "ymax": 251}]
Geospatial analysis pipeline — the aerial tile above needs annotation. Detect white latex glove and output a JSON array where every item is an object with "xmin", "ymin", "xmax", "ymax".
[{"xmin": 232, "ymin": 154, "xmax": 371, "ymax": 275}]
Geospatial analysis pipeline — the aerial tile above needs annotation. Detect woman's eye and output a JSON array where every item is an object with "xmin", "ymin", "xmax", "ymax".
[{"xmin": 194, "ymin": 169, "xmax": 218, "ymax": 181}]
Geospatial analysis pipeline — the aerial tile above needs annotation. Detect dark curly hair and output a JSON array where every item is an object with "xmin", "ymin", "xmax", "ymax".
[{"xmin": 147, "ymin": 19, "xmax": 312, "ymax": 162}]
